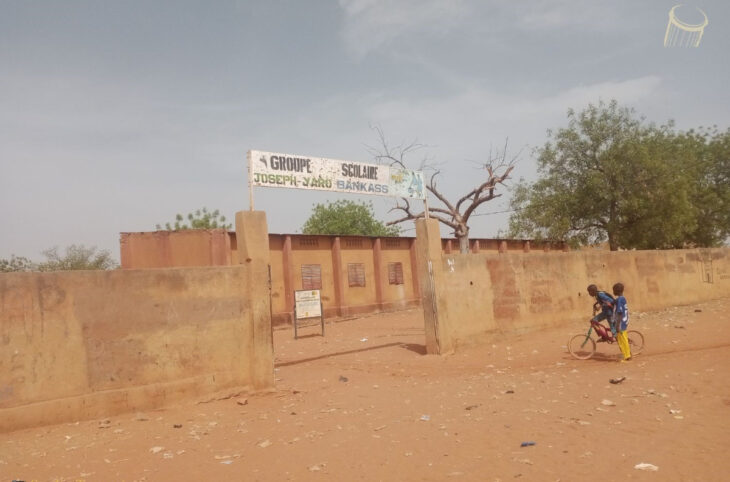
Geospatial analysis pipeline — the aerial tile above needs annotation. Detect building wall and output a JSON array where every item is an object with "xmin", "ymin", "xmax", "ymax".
[
  {"xmin": 0, "ymin": 266, "xmax": 271, "ymax": 433},
  {"xmin": 380, "ymin": 238, "xmax": 418, "ymax": 309},
  {"xmin": 340, "ymin": 237, "xmax": 377, "ymax": 315},
  {"xmin": 434, "ymin": 248, "xmax": 730, "ymax": 349},
  {"xmin": 119, "ymin": 231, "xmax": 564, "ymax": 325},
  {"xmin": 293, "ymin": 236, "xmax": 334, "ymax": 317},
  {"xmin": 269, "ymin": 235, "xmax": 287, "ymax": 317}
]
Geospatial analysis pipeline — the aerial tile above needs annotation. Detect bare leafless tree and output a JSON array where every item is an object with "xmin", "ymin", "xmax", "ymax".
[{"xmin": 368, "ymin": 127, "xmax": 518, "ymax": 253}]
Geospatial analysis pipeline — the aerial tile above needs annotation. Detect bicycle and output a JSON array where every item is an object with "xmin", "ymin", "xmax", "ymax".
[{"xmin": 568, "ymin": 318, "xmax": 644, "ymax": 360}]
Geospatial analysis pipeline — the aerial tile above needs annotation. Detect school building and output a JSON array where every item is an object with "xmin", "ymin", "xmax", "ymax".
[{"xmin": 119, "ymin": 229, "xmax": 567, "ymax": 326}]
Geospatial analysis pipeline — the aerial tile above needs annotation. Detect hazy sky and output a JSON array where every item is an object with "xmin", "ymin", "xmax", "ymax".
[{"xmin": 1, "ymin": 0, "xmax": 728, "ymax": 261}]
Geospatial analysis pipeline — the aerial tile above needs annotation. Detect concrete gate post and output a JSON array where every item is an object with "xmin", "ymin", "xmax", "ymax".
[
  {"xmin": 235, "ymin": 211, "xmax": 274, "ymax": 390},
  {"xmin": 415, "ymin": 218, "xmax": 454, "ymax": 355}
]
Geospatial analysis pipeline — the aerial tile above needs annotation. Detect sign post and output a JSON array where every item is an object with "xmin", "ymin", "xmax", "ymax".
[
  {"xmin": 247, "ymin": 150, "xmax": 255, "ymax": 211},
  {"xmin": 293, "ymin": 289, "xmax": 324, "ymax": 339}
]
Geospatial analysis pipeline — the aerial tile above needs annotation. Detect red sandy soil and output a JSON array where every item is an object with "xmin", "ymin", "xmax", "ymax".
[{"xmin": 2, "ymin": 298, "xmax": 730, "ymax": 482}]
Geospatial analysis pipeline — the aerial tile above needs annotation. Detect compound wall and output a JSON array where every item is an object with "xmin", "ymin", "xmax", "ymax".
[
  {"xmin": 120, "ymin": 229, "xmax": 232, "ymax": 268},
  {"xmin": 432, "ymin": 247, "xmax": 730, "ymax": 350},
  {"xmin": 0, "ymin": 266, "xmax": 272, "ymax": 433}
]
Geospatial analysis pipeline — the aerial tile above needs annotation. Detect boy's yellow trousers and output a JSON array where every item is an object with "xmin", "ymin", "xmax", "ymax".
[{"xmin": 616, "ymin": 330, "xmax": 632, "ymax": 360}]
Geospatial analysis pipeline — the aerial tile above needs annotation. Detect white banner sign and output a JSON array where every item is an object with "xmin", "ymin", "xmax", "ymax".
[{"xmin": 249, "ymin": 150, "xmax": 426, "ymax": 200}]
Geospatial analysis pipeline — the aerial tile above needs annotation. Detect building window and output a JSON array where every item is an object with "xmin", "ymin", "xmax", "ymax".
[
  {"xmin": 299, "ymin": 237, "xmax": 319, "ymax": 247},
  {"xmin": 301, "ymin": 264, "xmax": 322, "ymax": 290},
  {"xmin": 384, "ymin": 238, "xmax": 401, "ymax": 248},
  {"xmin": 347, "ymin": 263, "xmax": 366, "ymax": 287},
  {"xmin": 388, "ymin": 262, "xmax": 404, "ymax": 285},
  {"xmin": 345, "ymin": 238, "xmax": 363, "ymax": 248}
]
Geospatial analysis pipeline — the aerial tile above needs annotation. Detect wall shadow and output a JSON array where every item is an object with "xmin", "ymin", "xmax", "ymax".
[
  {"xmin": 275, "ymin": 342, "xmax": 422, "ymax": 368},
  {"xmin": 293, "ymin": 333, "xmax": 325, "ymax": 340},
  {"xmin": 400, "ymin": 343, "xmax": 427, "ymax": 355}
]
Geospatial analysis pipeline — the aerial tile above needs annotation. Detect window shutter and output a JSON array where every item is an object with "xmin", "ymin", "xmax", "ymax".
[
  {"xmin": 301, "ymin": 264, "xmax": 322, "ymax": 290},
  {"xmin": 388, "ymin": 262, "xmax": 404, "ymax": 285},
  {"xmin": 347, "ymin": 263, "xmax": 366, "ymax": 287}
]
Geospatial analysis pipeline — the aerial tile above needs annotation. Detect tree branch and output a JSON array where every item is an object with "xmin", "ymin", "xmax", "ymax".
[
  {"xmin": 387, "ymin": 199, "xmax": 459, "ymax": 230},
  {"xmin": 366, "ymin": 125, "xmax": 427, "ymax": 169},
  {"xmin": 370, "ymin": 129, "xmax": 519, "ymax": 252}
]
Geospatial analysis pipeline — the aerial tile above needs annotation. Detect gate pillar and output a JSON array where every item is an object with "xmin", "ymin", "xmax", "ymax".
[
  {"xmin": 415, "ymin": 218, "xmax": 453, "ymax": 355},
  {"xmin": 235, "ymin": 210, "xmax": 274, "ymax": 389}
]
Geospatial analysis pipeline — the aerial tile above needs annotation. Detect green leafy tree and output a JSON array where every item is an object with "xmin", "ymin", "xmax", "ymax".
[
  {"xmin": 675, "ymin": 127, "xmax": 730, "ymax": 246},
  {"xmin": 37, "ymin": 245, "xmax": 118, "ymax": 271},
  {"xmin": 0, "ymin": 255, "xmax": 35, "ymax": 272},
  {"xmin": 509, "ymin": 100, "xmax": 705, "ymax": 250},
  {"xmin": 302, "ymin": 200, "xmax": 401, "ymax": 236},
  {"xmin": 156, "ymin": 207, "xmax": 232, "ymax": 231}
]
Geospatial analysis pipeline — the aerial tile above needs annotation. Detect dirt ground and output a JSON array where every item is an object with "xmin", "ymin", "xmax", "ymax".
[{"xmin": 2, "ymin": 298, "xmax": 730, "ymax": 482}]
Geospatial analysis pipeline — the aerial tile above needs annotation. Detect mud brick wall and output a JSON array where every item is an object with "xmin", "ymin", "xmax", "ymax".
[
  {"xmin": 435, "ymin": 248, "xmax": 730, "ymax": 349},
  {"xmin": 0, "ymin": 266, "xmax": 271, "ymax": 432}
]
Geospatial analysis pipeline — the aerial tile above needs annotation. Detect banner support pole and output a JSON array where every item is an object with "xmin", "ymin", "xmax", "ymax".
[{"xmin": 247, "ymin": 150, "xmax": 255, "ymax": 211}]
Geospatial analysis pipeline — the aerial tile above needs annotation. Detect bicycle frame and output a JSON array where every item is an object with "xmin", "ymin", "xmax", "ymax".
[{"xmin": 588, "ymin": 320, "xmax": 615, "ymax": 343}]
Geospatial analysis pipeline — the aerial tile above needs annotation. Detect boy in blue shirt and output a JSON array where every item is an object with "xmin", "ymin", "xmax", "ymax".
[
  {"xmin": 587, "ymin": 284, "xmax": 615, "ymax": 341},
  {"xmin": 612, "ymin": 282, "xmax": 632, "ymax": 362}
]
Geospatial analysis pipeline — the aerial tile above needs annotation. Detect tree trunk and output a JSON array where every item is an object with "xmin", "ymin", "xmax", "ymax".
[
  {"xmin": 607, "ymin": 232, "xmax": 619, "ymax": 251},
  {"xmin": 457, "ymin": 234, "xmax": 470, "ymax": 253},
  {"xmin": 608, "ymin": 200, "xmax": 619, "ymax": 251}
]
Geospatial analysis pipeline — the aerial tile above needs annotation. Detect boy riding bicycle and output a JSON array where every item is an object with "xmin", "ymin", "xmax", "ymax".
[{"xmin": 587, "ymin": 284, "xmax": 616, "ymax": 342}]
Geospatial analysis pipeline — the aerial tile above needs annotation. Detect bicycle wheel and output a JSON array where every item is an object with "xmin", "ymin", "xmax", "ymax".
[
  {"xmin": 627, "ymin": 330, "xmax": 644, "ymax": 355},
  {"xmin": 568, "ymin": 334, "xmax": 596, "ymax": 360}
]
